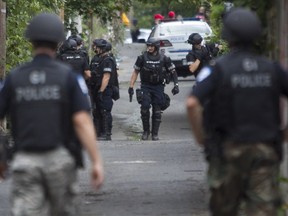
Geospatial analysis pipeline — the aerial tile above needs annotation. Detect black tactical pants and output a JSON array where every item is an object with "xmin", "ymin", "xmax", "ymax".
[
  {"xmin": 92, "ymin": 86, "xmax": 113, "ymax": 138},
  {"xmin": 140, "ymin": 84, "xmax": 165, "ymax": 140}
]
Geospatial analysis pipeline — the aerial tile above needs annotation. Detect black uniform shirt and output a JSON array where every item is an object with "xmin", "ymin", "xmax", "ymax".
[
  {"xmin": 186, "ymin": 46, "xmax": 211, "ymax": 77},
  {"xmin": 101, "ymin": 56, "xmax": 114, "ymax": 74},
  {"xmin": 90, "ymin": 55, "xmax": 101, "ymax": 72}
]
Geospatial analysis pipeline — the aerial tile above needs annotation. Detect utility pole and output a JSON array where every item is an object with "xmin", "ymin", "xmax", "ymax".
[
  {"xmin": 0, "ymin": 0, "xmax": 6, "ymax": 80},
  {"xmin": 0, "ymin": 0, "xmax": 5, "ymax": 130},
  {"xmin": 279, "ymin": 0, "xmax": 288, "ymax": 215}
]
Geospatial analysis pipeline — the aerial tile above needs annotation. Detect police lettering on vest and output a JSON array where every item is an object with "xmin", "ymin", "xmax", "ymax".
[
  {"xmin": 14, "ymin": 70, "xmax": 61, "ymax": 101},
  {"xmin": 204, "ymin": 52, "xmax": 279, "ymax": 143},
  {"xmin": 231, "ymin": 58, "xmax": 271, "ymax": 88},
  {"xmin": 7, "ymin": 58, "xmax": 78, "ymax": 152}
]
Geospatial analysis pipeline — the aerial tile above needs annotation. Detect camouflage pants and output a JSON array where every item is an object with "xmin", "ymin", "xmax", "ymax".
[
  {"xmin": 207, "ymin": 142, "xmax": 282, "ymax": 216},
  {"xmin": 10, "ymin": 147, "xmax": 79, "ymax": 216}
]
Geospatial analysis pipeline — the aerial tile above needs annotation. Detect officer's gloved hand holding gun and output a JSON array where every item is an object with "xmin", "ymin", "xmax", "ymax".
[
  {"xmin": 171, "ymin": 70, "xmax": 179, "ymax": 95},
  {"xmin": 128, "ymin": 87, "xmax": 134, "ymax": 102}
]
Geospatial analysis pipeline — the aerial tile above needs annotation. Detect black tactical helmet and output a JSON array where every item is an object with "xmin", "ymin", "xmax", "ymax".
[
  {"xmin": 68, "ymin": 34, "xmax": 83, "ymax": 46},
  {"xmin": 146, "ymin": 38, "xmax": 160, "ymax": 49},
  {"xmin": 66, "ymin": 39, "xmax": 77, "ymax": 50},
  {"xmin": 187, "ymin": 33, "xmax": 203, "ymax": 45},
  {"xmin": 25, "ymin": 13, "xmax": 65, "ymax": 43},
  {"xmin": 93, "ymin": 39, "xmax": 108, "ymax": 49},
  {"xmin": 105, "ymin": 42, "xmax": 112, "ymax": 52},
  {"xmin": 221, "ymin": 7, "xmax": 262, "ymax": 43}
]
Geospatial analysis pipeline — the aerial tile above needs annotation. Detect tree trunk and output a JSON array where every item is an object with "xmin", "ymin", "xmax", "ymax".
[
  {"xmin": 0, "ymin": 0, "xmax": 6, "ymax": 80},
  {"xmin": 0, "ymin": 1, "xmax": 6, "ymax": 130},
  {"xmin": 277, "ymin": 0, "xmax": 288, "ymax": 214}
]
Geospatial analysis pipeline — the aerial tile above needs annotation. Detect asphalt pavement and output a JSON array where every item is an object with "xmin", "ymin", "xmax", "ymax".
[{"xmin": 0, "ymin": 43, "xmax": 210, "ymax": 216}]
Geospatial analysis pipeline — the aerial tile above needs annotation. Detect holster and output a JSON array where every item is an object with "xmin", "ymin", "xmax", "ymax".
[
  {"xmin": 136, "ymin": 88, "xmax": 143, "ymax": 104},
  {"xmin": 204, "ymin": 132, "xmax": 224, "ymax": 161},
  {"xmin": 64, "ymin": 139, "xmax": 84, "ymax": 168}
]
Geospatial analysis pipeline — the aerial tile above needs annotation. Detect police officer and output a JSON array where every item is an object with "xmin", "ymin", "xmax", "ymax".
[
  {"xmin": 129, "ymin": 38, "xmax": 179, "ymax": 141},
  {"xmin": 89, "ymin": 39, "xmax": 116, "ymax": 141},
  {"xmin": 0, "ymin": 13, "xmax": 104, "ymax": 215},
  {"xmin": 89, "ymin": 39, "xmax": 101, "ymax": 135},
  {"xmin": 186, "ymin": 8, "xmax": 288, "ymax": 215},
  {"xmin": 186, "ymin": 33, "xmax": 219, "ymax": 78},
  {"xmin": 58, "ymin": 38, "xmax": 91, "ymax": 79},
  {"xmin": 68, "ymin": 34, "xmax": 90, "ymax": 64}
]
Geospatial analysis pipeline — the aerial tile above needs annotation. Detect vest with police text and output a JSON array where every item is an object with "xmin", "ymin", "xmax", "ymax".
[
  {"xmin": 9, "ymin": 58, "xmax": 72, "ymax": 151},
  {"xmin": 210, "ymin": 50, "xmax": 281, "ymax": 143}
]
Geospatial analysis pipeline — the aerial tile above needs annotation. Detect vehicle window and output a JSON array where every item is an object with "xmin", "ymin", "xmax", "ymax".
[{"xmin": 159, "ymin": 24, "xmax": 211, "ymax": 36}]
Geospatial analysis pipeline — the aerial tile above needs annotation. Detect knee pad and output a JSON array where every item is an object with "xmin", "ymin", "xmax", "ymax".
[
  {"xmin": 152, "ymin": 105, "xmax": 161, "ymax": 120},
  {"xmin": 141, "ymin": 108, "xmax": 150, "ymax": 119}
]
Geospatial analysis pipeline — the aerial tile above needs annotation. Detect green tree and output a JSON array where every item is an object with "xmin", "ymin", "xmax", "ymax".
[
  {"xmin": 209, "ymin": 0, "xmax": 276, "ymax": 55},
  {"xmin": 5, "ymin": 0, "xmax": 133, "ymax": 71},
  {"xmin": 5, "ymin": 0, "xmax": 65, "ymax": 71}
]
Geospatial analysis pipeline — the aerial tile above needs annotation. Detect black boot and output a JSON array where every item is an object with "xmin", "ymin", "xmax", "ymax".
[
  {"xmin": 141, "ymin": 108, "xmax": 150, "ymax": 140},
  {"xmin": 152, "ymin": 119, "xmax": 161, "ymax": 140},
  {"xmin": 98, "ymin": 110, "xmax": 112, "ymax": 141},
  {"xmin": 94, "ymin": 118, "xmax": 102, "ymax": 137},
  {"xmin": 152, "ymin": 106, "xmax": 162, "ymax": 141},
  {"xmin": 92, "ymin": 100, "xmax": 106, "ymax": 138}
]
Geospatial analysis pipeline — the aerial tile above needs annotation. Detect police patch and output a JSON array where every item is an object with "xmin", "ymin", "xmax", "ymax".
[
  {"xmin": 77, "ymin": 75, "xmax": 88, "ymax": 95},
  {"xmin": 197, "ymin": 67, "xmax": 211, "ymax": 82}
]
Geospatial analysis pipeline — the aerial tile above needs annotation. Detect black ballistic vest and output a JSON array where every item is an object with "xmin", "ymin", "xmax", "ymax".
[
  {"xmin": 9, "ymin": 57, "xmax": 72, "ymax": 151},
  {"xmin": 140, "ymin": 52, "xmax": 164, "ymax": 84},
  {"xmin": 60, "ymin": 50, "xmax": 86, "ymax": 75},
  {"xmin": 91, "ymin": 54, "xmax": 117, "ymax": 88},
  {"xmin": 90, "ymin": 55, "xmax": 101, "ymax": 87},
  {"xmin": 209, "ymin": 50, "xmax": 281, "ymax": 143},
  {"xmin": 188, "ymin": 45, "xmax": 212, "ymax": 76}
]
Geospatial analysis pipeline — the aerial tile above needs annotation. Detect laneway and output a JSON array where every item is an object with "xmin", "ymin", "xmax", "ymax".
[{"xmin": 0, "ymin": 43, "xmax": 209, "ymax": 216}]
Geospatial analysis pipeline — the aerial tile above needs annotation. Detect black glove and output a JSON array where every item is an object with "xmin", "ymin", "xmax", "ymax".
[
  {"xmin": 128, "ymin": 87, "xmax": 134, "ymax": 102},
  {"xmin": 97, "ymin": 91, "xmax": 103, "ymax": 101},
  {"xmin": 172, "ymin": 85, "xmax": 179, "ymax": 95}
]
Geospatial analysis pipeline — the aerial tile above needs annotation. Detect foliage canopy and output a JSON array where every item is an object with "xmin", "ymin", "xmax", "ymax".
[{"xmin": 5, "ymin": 0, "xmax": 279, "ymax": 71}]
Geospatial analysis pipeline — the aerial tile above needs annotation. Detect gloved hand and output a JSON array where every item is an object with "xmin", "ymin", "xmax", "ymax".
[
  {"xmin": 171, "ymin": 85, "xmax": 179, "ymax": 95},
  {"xmin": 128, "ymin": 87, "xmax": 134, "ymax": 102},
  {"xmin": 97, "ymin": 91, "xmax": 103, "ymax": 101}
]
